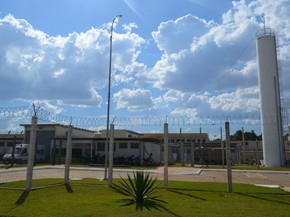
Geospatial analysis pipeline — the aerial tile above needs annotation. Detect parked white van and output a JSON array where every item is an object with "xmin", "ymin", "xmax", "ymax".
[{"xmin": 3, "ymin": 144, "xmax": 45, "ymax": 164}]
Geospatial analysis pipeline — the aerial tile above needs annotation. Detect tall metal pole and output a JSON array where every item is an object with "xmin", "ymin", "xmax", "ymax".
[{"xmin": 104, "ymin": 15, "xmax": 122, "ymax": 180}]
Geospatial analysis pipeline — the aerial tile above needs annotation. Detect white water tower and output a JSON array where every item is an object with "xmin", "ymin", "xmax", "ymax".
[{"xmin": 256, "ymin": 28, "xmax": 284, "ymax": 167}]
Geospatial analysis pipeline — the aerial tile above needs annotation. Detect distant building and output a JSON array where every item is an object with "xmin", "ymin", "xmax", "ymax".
[
  {"xmin": 0, "ymin": 134, "xmax": 24, "ymax": 157},
  {"xmin": 6, "ymin": 123, "xmax": 288, "ymax": 167}
]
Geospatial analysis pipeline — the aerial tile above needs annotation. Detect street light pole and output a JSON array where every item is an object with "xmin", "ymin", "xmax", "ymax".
[{"xmin": 104, "ymin": 14, "xmax": 122, "ymax": 180}]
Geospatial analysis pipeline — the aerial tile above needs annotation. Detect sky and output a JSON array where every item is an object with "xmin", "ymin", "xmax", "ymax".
[{"xmin": 0, "ymin": 0, "xmax": 290, "ymax": 136}]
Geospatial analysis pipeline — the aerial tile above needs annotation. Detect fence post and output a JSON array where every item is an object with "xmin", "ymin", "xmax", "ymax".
[
  {"xmin": 164, "ymin": 123, "xmax": 169, "ymax": 190},
  {"xmin": 64, "ymin": 125, "xmax": 72, "ymax": 184},
  {"xmin": 25, "ymin": 115, "xmax": 37, "ymax": 191},
  {"xmin": 225, "ymin": 121, "xmax": 233, "ymax": 193},
  {"xmin": 191, "ymin": 143, "xmax": 195, "ymax": 167},
  {"xmin": 108, "ymin": 124, "xmax": 114, "ymax": 187}
]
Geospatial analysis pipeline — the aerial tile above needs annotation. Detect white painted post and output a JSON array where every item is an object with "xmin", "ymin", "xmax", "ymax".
[
  {"xmin": 180, "ymin": 128, "xmax": 184, "ymax": 166},
  {"xmin": 225, "ymin": 122, "xmax": 233, "ymax": 193},
  {"xmin": 140, "ymin": 141, "xmax": 144, "ymax": 166},
  {"xmin": 64, "ymin": 125, "xmax": 72, "ymax": 184},
  {"xmin": 108, "ymin": 124, "xmax": 114, "ymax": 187},
  {"xmin": 25, "ymin": 116, "xmax": 37, "ymax": 191},
  {"xmin": 220, "ymin": 127, "xmax": 224, "ymax": 167},
  {"xmin": 164, "ymin": 123, "xmax": 169, "ymax": 190},
  {"xmin": 191, "ymin": 143, "xmax": 195, "ymax": 167},
  {"xmin": 242, "ymin": 127, "xmax": 245, "ymax": 164}
]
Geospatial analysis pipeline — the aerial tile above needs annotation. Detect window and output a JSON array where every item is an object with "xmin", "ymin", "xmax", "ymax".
[
  {"xmin": 7, "ymin": 142, "xmax": 13, "ymax": 147},
  {"xmin": 72, "ymin": 149, "xmax": 82, "ymax": 157},
  {"xmin": 85, "ymin": 149, "xmax": 90, "ymax": 155},
  {"xmin": 0, "ymin": 142, "xmax": 4, "ymax": 147},
  {"xmin": 131, "ymin": 143, "xmax": 139, "ymax": 149},
  {"xmin": 21, "ymin": 148, "xmax": 27, "ymax": 156},
  {"xmin": 97, "ymin": 143, "xmax": 105, "ymax": 151},
  {"xmin": 119, "ymin": 143, "xmax": 128, "ymax": 149}
]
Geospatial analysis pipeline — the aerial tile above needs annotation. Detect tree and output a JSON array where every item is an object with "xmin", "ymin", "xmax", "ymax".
[{"xmin": 231, "ymin": 130, "xmax": 261, "ymax": 141}]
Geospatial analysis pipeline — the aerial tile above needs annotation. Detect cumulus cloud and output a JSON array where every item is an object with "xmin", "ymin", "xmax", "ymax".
[
  {"xmin": 0, "ymin": 14, "xmax": 145, "ymax": 108},
  {"xmin": 1, "ymin": 0, "xmax": 290, "ymax": 124},
  {"xmin": 141, "ymin": 0, "xmax": 290, "ymax": 117},
  {"xmin": 114, "ymin": 88, "xmax": 154, "ymax": 111},
  {"xmin": 146, "ymin": 7, "xmax": 260, "ymax": 92}
]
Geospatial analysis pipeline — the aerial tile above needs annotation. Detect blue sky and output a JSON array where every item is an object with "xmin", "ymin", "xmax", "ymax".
[{"xmin": 0, "ymin": 0, "xmax": 290, "ymax": 136}]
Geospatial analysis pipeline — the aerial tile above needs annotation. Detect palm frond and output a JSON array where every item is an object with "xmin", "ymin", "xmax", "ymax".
[{"xmin": 114, "ymin": 171, "xmax": 159, "ymax": 203}]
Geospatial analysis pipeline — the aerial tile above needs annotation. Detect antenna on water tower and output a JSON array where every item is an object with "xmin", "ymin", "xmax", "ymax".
[{"xmin": 261, "ymin": 14, "xmax": 266, "ymax": 31}]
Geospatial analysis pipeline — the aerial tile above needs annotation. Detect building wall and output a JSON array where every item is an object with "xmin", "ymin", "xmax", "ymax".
[{"xmin": 101, "ymin": 129, "xmax": 142, "ymax": 138}]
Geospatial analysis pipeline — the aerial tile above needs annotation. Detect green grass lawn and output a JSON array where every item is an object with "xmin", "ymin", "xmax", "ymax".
[{"xmin": 0, "ymin": 179, "xmax": 290, "ymax": 217}]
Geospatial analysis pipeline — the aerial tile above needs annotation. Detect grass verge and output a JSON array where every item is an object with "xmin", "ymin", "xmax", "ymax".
[{"xmin": 0, "ymin": 178, "xmax": 289, "ymax": 217}]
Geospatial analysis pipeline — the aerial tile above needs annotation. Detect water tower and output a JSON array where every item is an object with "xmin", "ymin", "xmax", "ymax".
[{"xmin": 256, "ymin": 27, "xmax": 284, "ymax": 167}]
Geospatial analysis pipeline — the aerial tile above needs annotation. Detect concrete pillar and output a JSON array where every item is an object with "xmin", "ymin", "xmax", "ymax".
[
  {"xmin": 140, "ymin": 141, "xmax": 144, "ymax": 166},
  {"xmin": 25, "ymin": 116, "xmax": 37, "ymax": 191},
  {"xmin": 164, "ymin": 123, "xmax": 169, "ymax": 190},
  {"xmin": 242, "ymin": 127, "xmax": 245, "ymax": 164},
  {"xmin": 225, "ymin": 122, "xmax": 233, "ymax": 193},
  {"xmin": 220, "ymin": 127, "xmax": 224, "ymax": 167},
  {"xmin": 108, "ymin": 124, "xmax": 114, "ymax": 187},
  {"xmin": 191, "ymin": 143, "xmax": 195, "ymax": 167},
  {"xmin": 64, "ymin": 125, "xmax": 72, "ymax": 184}
]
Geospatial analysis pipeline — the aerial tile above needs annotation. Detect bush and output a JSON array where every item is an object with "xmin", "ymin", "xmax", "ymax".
[{"xmin": 113, "ymin": 171, "xmax": 159, "ymax": 203}]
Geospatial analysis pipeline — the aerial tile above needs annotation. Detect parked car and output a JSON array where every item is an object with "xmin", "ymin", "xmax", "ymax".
[{"xmin": 3, "ymin": 144, "xmax": 45, "ymax": 164}]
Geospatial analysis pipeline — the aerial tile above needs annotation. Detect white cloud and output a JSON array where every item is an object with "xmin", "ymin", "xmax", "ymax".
[
  {"xmin": 146, "ymin": 6, "xmax": 260, "ymax": 92},
  {"xmin": 163, "ymin": 90, "xmax": 184, "ymax": 103},
  {"xmin": 114, "ymin": 88, "xmax": 154, "ymax": 111},
  {"xmin": 208, "ymin": 87, "xmax": 260, "ymax": 113},
  {"xmin": 171, "ymin": 108, "xmax": 198, "ymax": 117},
  {"xmin": 0, "ymin": 0, "xmax": 289, "ymax": 123},
  {"xmin": 0, "ymin": 14, "xmax": 146, "ymax": 108},
  {"xmin": 140, "ymin": 0, "xmax": 290, "ymax": 119},
  {"xmin": 152, "ymin": 14, "xmax": 216, "ymax": 54}
]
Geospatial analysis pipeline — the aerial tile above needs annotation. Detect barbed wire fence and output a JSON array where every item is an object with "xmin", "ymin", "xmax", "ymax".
[
  {"xmin": 1, "ymin": 103, "xmax": 290, "ymax": 134},
  {"xmin": 1, "ymin": 104, "xmax": 290, "ymax": 190},
  {"xmin": 0, "ymin": 105, "xmax": 263, "ymax": 126}
]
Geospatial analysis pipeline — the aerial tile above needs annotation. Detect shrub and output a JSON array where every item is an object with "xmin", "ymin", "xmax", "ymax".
[{"xmin": 113, "ymin": 171, "xmax": 159, "ymax": 203}]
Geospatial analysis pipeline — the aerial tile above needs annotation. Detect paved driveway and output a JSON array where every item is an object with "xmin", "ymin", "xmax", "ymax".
[{"xmin": 0, "ymin": 165, "xmax": 289, "ymax": 191}]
